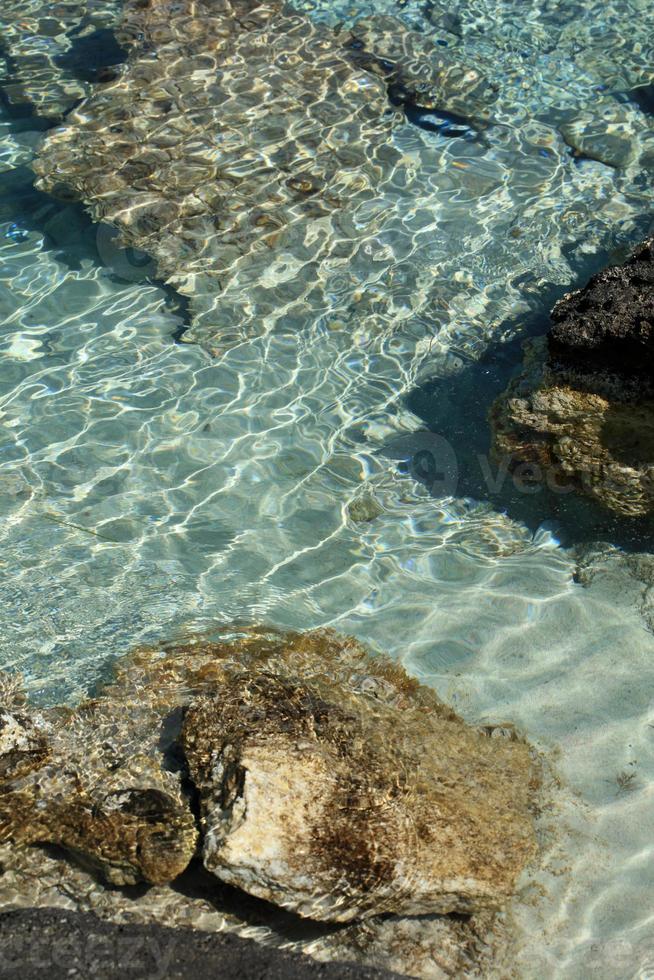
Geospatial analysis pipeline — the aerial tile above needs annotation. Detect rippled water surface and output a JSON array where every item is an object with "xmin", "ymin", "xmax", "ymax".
[{"xmin": 1, "ymin": 0, "xmax": 654, "ymax": 975}]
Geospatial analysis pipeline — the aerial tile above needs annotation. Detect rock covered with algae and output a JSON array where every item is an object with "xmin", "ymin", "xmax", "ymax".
[
  {"xmin": 180, "ymin": 631, "xmax": 537, "ymax": 921},
  {"xmin": 0, "ymin": 627, "xmax": 538, "ymax": 925},
  {"xmin": 0, "ymin": 671, "xmax": 198, "ymax": 887},
  {"xmin": 32, "ymin": 0, "xmax": 496, "ymax": 349},
  {"xmin": 490, "ymin": 238, "xmax": 654, "ymax": 518}
]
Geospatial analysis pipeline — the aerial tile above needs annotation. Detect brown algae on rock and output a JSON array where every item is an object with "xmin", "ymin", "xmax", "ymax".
[
  {"xmin": 0, "ymin": 677, "xmax": 198, "ymax": 887},
  {"xmin": 179, "ymin": 629, "xmax": 538, "ymax": 921},
  {"xmin": 1, "ymin": 628, "xmax": 538, "ymax": 923}
]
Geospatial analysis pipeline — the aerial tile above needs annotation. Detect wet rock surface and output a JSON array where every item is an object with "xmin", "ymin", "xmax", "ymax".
[
  {"xmin": 0, "ymin": 627, "xmax": 540, "ymax": 975},
  {"xmin": 491, "ymin": 238, "xmax": 654, "ymax": 518},
  {"xmin": 0, "ymin": 674, "xmax": 198, "ymax": 887}
]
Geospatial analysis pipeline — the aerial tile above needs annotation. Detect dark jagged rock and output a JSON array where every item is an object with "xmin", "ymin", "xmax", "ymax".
[
  {"xmin": 490, "ymin": 238, "xmax": 654, "ymax": 518},
  {"xmin": 548, "ymin": 238, "xmax": 654, "ymax": 378}
]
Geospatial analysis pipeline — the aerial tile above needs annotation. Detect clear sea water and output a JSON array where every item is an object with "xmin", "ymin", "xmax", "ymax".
[{"xmin": 1, "ymin": 0, "xmax": 654, "ymax": 975}]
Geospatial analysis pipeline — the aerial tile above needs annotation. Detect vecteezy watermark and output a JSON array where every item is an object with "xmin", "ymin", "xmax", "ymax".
[
  {"xmin": 381, "ymin": 431, "xmax": 612, "ymax": 499},
  {"xmin": 570, "ymin": 936, "xmax": 654, "ymax": 975},
  {"xmin": 96, "ymin": 223, "xmax": 158, "ymax": 282},
  {"xmin": 383, "ymin": 432, "xmax": 460, "ymax": 497},
  {"xmin": 0, "ymin": 928, "xmax": 176, "ymax": 979}
]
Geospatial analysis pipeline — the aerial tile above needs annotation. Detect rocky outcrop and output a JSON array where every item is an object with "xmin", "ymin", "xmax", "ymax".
[
  {"xmin": 0, "ymin": 627, "xmax": 538, "ymax": 925},
  {"xmin": 32, "ymin": 0, "xmax": 495, "ymax": 350},
  {"xmin": 490, "ymin": 238, "xmax": 654, "ymax": 517},
  {"xmin": 548, "ymin": 238, "xmax": 654, "ymax": 377}
]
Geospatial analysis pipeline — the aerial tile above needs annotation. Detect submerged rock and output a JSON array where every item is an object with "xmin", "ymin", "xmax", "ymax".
[
  {"xmin": 32, "ymin": 0, "xmax": 496, "ymax": 350},
  {"xmin": 558, "ymin": 101, "xmax": 654, "ymax": 170},
  {"xmin": 490, "ymin": 239, "xmax": 654, "ymax": 518},
  {"xmin": 0, "ymin": 840, "xmax": 499, "ymax": 979},
  {"xmin": 347, "ymin": 492, "xmax": 384, "ymax": 523},
  {"xmin": 0, "ymin": 673, "xmax": 198, "ymax": 887},
  {"xmin": 0, "ymin": 0, "xmax": 122, "ymax": 118},
  {"xmin": 0, "ymin": 628, "xmax": 538, "ymax": 926}
]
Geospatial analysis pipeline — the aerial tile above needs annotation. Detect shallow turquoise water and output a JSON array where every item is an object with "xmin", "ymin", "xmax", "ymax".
[{"xmin": 1, "ymin": 0, "xmax": 654, "ymax": 975}]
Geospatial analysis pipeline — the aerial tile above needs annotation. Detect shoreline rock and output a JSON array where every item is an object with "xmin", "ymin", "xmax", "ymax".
[
  {"xmin": 490, "ymin": 237, "xmax": 654, "ymax": 518},
  {"xmin": 0, "ymin": 680, "xmax": 197, "ymax": 887},
  {"xmin": 0, "ymin": 627, "xmax": 541, "ymax": 975}
]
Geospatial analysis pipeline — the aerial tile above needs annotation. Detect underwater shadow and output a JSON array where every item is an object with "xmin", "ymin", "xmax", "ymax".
[
  {"xmin": 172, "ymin": 859, "xmax": 347, "ymax": 943},
  {"xmin": 0, "ymin": 163, "xmax": 191, "ymax": 339},
  {"xmin": 0, "ymin": 27, "xmax": 192, "ymax": 340},
  {"xmin": 391, "ymin": 260, "xmax": 654, "ymax": 552}
]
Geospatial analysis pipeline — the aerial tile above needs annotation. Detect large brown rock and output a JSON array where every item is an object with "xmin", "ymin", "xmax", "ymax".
[
  {"xmin": 1, "ymin": 628, "xmax": 538, "ymax": 923},
  {"xmin": 179, "ymin": 630, "xmax": 538, "ymax": 921}
]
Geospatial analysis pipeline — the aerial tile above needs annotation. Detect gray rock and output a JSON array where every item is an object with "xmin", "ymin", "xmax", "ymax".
[{"xmin": 0, "ymin": 907, "xmax": 400, "ymax": 980}]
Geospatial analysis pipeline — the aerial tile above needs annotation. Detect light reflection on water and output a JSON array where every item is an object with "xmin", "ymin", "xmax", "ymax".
[{"xmin": 0, "ymin": 0, "xmax": 653, "ymax": 974}]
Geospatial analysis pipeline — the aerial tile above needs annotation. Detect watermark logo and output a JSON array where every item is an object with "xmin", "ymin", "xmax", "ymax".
[
  {"xmin": 382, "ymin": 431, "xmax": 581, "ymax": 498},
  {"xmin": 0, "ymin": 928, "xmax": 175, "ymax": 979},
  {"xmin": 383, "ymin": 431, "xmax": 459, "ymax": 497}
]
